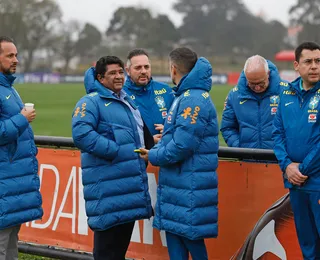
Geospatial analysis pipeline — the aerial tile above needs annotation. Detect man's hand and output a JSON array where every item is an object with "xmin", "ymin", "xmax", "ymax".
[
  {"xmin": 154, "ymin": 124, "xmax": 164, "ymax": 134},
  {"xmin": 139, "ymin": 148, "xmax": 149, "ymax": 162},
  {"xmin": 285, "ymin": 163, "xmax": 308, "ymax": 186},
  {"xmin": 21, "ymin": 108, "xmax": 36, "ymax": 123},
  {"xmin": 153, "ymin": 134, "xmax": 162, "ymax": 144}
]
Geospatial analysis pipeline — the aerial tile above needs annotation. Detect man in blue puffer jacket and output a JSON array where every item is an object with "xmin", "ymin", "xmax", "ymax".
[
  {"xmin": 140, "ymin": 47, "xmax": 219, "ymax": 260},
  {"xmin": 72, "ymin": 56, "xmax": 153, "ymax": 260},
  {"xmin": 221, "ymin": 55, "xmax": 287, "ymax": 148},
  {"xmin": 273, "ymin": 41, "xmax": 320, "ymax": 259},
  {"xmin": 123, "ymin": 49, "xmax": 174, "ymax": 144},
  {"xmin": 0, "ymin": 36, "xmax": 43, "ymax": 259}
]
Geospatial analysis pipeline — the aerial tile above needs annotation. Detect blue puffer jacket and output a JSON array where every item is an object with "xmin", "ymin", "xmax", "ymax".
[
  {"xmin": 72, "ymin": 71, "xmax": 153, "ymax": 231},
  {"xmin": 148, "ymin": 58, "xmax": 219, "ymax": 240},
  {"xmin": 221, "ymin": 61, "xmax": 286, "ymax": 148},
  {"xmin": 0, "ymin": 73, "xmax": 43, "ymax": 229},
  {"xmin": 123, "ymin": 77, "xmax": 174, "ymax": 135},
  {"xmin": 273, "ymin": 77, "xmax": 320, "ymax": 191}
]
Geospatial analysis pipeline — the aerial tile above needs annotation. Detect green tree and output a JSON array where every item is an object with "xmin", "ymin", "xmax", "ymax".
[
  {"xmin": 76, "ymin": 23, "xmax": 102, "ymax": 63},
  {"xmin": 289, "ymin": 0, "xmax": 320, "ymax": 43},
  {"xmin": 0, "ymin": 0, "xmax": 62, "ymax": 72},
  {"xmin": 106, "ymin": 7, "xmax": 154, "ymax": 48}
]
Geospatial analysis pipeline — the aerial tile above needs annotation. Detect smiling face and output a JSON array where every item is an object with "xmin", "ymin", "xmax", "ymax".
[
  {"xmin": 98, "ymin": 64, "xmax": 125, "ymax": 94},
  {"xmin": 0, "ymin": 41, "xmax": 19, "ymax": 75},
  {"xmin": 294, "ymin": 49, "xmax": 320, "ymax": 86},
  {"xmin": 126, "ymin": 55, "xmax": 151, "ymax": 86}
]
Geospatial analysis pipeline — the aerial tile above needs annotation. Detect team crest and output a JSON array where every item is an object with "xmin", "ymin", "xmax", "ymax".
[
  {"xmin": 155, "ymin": 96, "xmax": 166, "ymax": 109},
  {"xmin": 270, "ymin": 95, "xmax": 279, "ymax": 105},
  {"xmin": 309, "ymin": 96, "xmax": 320, "ymax": 110}
]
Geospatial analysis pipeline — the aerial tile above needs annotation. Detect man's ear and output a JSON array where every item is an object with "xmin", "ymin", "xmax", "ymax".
[
  {"xmin": 125, "ymin": 66, "xmax": 130, "ymax": 76},
  {"xmin": 172, "ymin": 65, "xmax": 177, "ymax": 76},
  {"xmin": 293, "ymin": 61, "xmax": 299, "ymax": 71},
  {"xmin": 97, "ymin": 74, "xmax": 103, "ymax": 83}
]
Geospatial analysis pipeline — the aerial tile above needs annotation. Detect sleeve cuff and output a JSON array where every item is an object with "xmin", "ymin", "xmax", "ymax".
[{"xmin": 148, "ymin": 148, "xmax": 159, "ymax": 166}]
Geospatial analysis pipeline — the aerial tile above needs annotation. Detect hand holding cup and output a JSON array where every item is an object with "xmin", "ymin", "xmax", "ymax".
[{"xmin": 21, "ymin": 103, "xmax": 36, "ymax": 123}]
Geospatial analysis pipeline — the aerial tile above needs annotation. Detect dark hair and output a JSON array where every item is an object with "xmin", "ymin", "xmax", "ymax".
[
  {"xmin": 0, "ymin": 36, "xmax": 14, "ymax": 53},
  {"xmin": 127, "ymin": 48, "xmax": 149, "ymax": 62},
  {"xmin": 169, "ymin": 47, "xmax": 198, "ymax": 75},
  {"xmin": 295, "ymin": 41, "xmax": 320, "ymax": 62},
  {"xmin": 95, "ymin": 56, "xmax": 124, "ymax": 79}
]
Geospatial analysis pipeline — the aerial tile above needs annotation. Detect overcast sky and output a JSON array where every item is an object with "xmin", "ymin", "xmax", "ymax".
[{"xmin": 55, "ymin": 0, "xmax": 295, "ymax": 32}]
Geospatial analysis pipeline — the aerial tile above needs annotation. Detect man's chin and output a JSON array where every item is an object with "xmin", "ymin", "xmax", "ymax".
[{"xmin": 137, "ymin": 78, "xmax": 149, "ymax": 85}]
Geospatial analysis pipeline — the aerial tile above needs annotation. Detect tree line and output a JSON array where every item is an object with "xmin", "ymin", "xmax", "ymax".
[{"xmin": 0, "ymin": 0, "xmax": 319, "ymax": 74}]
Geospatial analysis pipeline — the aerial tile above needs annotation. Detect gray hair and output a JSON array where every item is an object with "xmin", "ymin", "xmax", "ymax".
[{"xmin": 244, "ymin": 55, "xmax": 269, "ymax": 75}]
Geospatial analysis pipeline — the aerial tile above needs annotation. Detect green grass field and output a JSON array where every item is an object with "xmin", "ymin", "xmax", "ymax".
[
  {"xmin": 16, "ymin": 82, "xmax": 232, "ymax": 259},
  {"xmin": 15, "ymin": 83, "xmax": 233, "ymax": 145}
]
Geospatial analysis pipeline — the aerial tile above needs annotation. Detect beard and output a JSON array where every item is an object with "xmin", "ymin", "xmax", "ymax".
[{"xmin": 0, "ymin": 64, "xmax": 16, "ymax": 75}]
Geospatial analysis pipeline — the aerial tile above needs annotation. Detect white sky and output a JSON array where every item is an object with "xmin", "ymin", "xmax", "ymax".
[{"xmin": 55, "ymin": 0, "xmax": 295, "ymax": 32}]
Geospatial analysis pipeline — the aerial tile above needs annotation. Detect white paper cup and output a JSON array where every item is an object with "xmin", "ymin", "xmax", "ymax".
[{"xmin": 24, "ymin": 103, "xmax": 34, "ymax": 110}]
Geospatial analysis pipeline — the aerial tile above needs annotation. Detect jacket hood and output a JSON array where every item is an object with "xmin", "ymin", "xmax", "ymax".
[
  {"xmin": 84, "ymin": 67, "xmax": 97, "ymax": 94},
  {"xmin": 0, "ymin": 72, "xmax": 16, "ymax": 88},
  {"xmin": 174, "ymin": 57, "xmax": 212, "ymax": 96},
  {"xmin": 123, "ymin": 77, "xmax": 153, "ymax": 94},
  {"xmin": 238, "ymin": 60, "xmax": 280, "ymax": 98}
]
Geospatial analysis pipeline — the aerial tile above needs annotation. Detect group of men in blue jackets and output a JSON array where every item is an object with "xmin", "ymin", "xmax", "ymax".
[
  {"xmin": 1, "ymin": 31, "xmax": 320, "ymax": 260},
  {"xmin": 72, "ymin": 47, "xmax": 219, "ymax": 260},
  {"xmin": 221, "ymin": 42, "xmax": 320, "ymax": 260}
]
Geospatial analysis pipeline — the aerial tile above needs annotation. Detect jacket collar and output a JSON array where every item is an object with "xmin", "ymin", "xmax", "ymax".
[
  {"xmin": 290, "ymin": 77, "xmax": 320, "ymax": 95},
  {"xmin": 0, "ymin": 72, "xmax": 16, "ymax": 88},
  {"xmin": 124, "ymin": 77, "xmax": 153, "ymax": 94},
  {"xmin": 94, "ymin": 80, "xmax": 138, "ymax": 109}
]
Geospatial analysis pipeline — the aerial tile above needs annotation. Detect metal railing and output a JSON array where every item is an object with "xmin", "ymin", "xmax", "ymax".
[{"xmin": 19, "ymin": 135, "xmax": 278, "ymax": 259}]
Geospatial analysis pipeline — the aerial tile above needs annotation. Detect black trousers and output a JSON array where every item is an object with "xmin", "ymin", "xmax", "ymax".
[{"xmin": 93, "ymin": 221, "xmax": 135, "ymax": 260}]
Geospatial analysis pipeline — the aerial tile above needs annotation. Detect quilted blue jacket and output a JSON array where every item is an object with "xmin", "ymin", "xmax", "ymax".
[
  {"xmin": 72, "ymin": 71, "xmax": 153, "ymax": 231},
  {"xmin": 0, "ymin": 72, "xmax": 43, "ymax": 229},
  {"xmin": 273, "ymin": 77, "xmax": 320, "ymax": 191},
  {"xmin": 221, "ymin": 61, "xmax": 285, "ymax": 148},
  {"xmin": 123, "ymin": 78, "xmax": 174, "ymax": 135},
  {"xmin": 148, "ymin": 58, "xmax": 219, "ymax": 240}
]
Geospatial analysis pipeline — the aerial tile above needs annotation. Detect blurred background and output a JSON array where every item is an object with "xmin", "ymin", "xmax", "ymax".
[{"xmin": 0, "ymin": 0, "xmax": 318, "ymax": 138}]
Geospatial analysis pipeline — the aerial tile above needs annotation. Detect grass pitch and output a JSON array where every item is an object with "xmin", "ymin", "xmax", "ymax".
[{"xmin": 15, "ymin": 83, "xmax": 233, "ymax": 145}]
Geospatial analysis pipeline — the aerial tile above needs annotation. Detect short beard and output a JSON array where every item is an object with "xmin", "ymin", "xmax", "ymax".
[{"xmin": 0, "ymin": 65, "xmax": 14, "ymax": 75}]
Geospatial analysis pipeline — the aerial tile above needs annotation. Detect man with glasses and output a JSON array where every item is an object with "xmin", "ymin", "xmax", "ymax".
[
  {"xmin": 273, "ymin": 41, "xmax": 320, "ymax": 259},
  {"xmin": 221, "ymin": 55, "xmax": 286, "ymax": 148}
]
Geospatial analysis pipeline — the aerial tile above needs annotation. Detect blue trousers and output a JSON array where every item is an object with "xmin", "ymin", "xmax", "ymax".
[
  {"xmin": 290, "ymin": 189, "xmax": 320, "ymax": 260},
  {"xmin": 166, "ymin": 232, "xmax": 208, "ymax": 260}
]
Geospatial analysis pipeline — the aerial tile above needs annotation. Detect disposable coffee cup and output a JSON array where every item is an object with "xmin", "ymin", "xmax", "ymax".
[{"xmin": 24, "ymin": 103, "xmax": 34, "ymax": 110}]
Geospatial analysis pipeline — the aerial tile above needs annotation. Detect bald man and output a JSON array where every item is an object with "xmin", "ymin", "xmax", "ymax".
[{"xmin": 221, "ymin": 55, "xmax": 287, "ymax": 149}]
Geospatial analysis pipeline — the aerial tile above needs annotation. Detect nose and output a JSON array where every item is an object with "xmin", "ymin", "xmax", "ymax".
[
  {"xmin": 14, "ymin": 56, "xmax": 19, "ymax": 64},
  {"xmin": 141, "ymin": 67, "xmax": 147, "ymax": 74},
  {"xmin": 311, "ymin": 60, "xmax": 318, "ymax": 69}
]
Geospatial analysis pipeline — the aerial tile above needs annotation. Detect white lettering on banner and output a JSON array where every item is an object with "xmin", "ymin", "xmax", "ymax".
[
  {"xmin": 131, "ymin": 173, "xmax": 167, "ymax": 246},
  {"xmin": 28, "ymin": 164, "xmax": 166, "ymax": 245},
  {"xmin": 52, "ymin": 166, "xmax": 77, "ymax": 233},
  {"xmin": 142, "ymin": 173, "xmax": 167, "ymax": 246},
  {"xmin": 78, "ymin": 168, "xmax": 89, "ymax": 235},
  {"xmin": 131, "ymin": 221, "xmax": 141, "ymax": 243},
  {"xmin": 31, "ymin": 164, "xmax": 60, "ymax": 229}
]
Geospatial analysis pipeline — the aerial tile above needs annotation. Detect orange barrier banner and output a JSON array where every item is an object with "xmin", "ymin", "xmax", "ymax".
[{"xmin": 19, "ymin": 148, "xmax": 294, "ymax": 259}]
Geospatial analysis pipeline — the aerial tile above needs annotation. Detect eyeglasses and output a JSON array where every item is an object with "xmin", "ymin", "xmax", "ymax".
[{"xmin": 247, "ymin": 76, "xmax": 268, "ymax": 88}]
